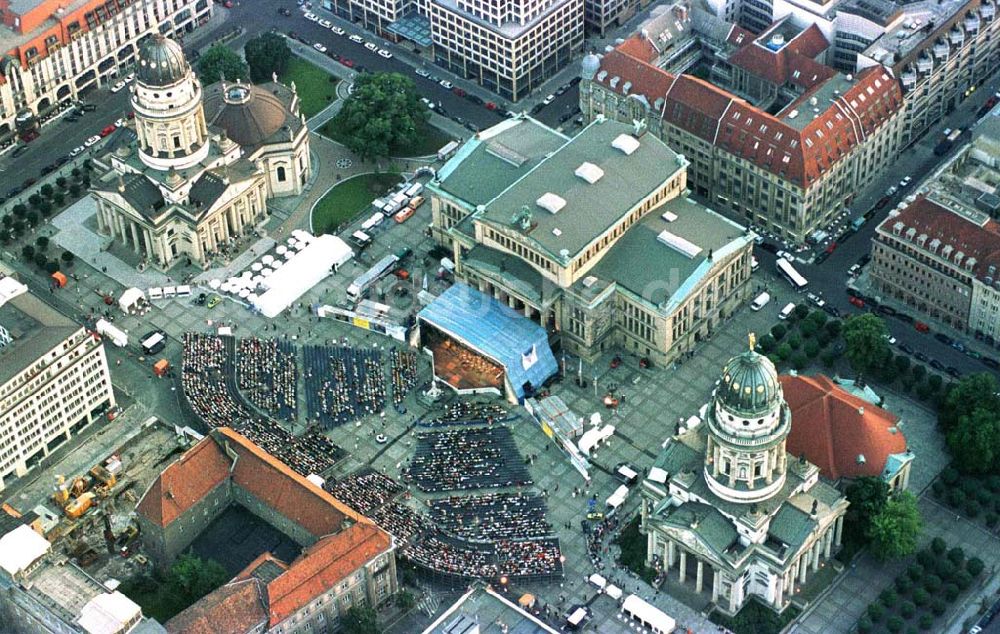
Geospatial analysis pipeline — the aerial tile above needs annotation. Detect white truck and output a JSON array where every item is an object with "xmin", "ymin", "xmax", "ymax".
[{"xmin": 95, "ymin": 319, "xmax": 128, "ymax": 347}]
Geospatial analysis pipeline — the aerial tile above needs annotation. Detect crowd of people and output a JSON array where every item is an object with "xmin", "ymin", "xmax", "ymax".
[
  {"xmin": 585, "ymin": 513, "xmax": 621, "ymax": 570},
  {"xmin": 372, "ymin": 502, "xmax": 433, "ymax": 543},
  {"xmin": 420, "ymin": 401, "xmax": 512, "ymax": 427},
  {"xmin": 326, "ymin": 469, "xmax": 404, "ymax": 516},
  {"xmin": 182, "ymin": 333, "xmax": 345, "ymax": 477},
  {"xmin": 401, "ymin": 532, "xmax": 564, "ymax": 581},
  {"xmin": 236, "ymin": 337, "xmax": 297, "ymax": 422},
  {"xmin": 404, "ymin": 427, "xmax": 533, "ymax": 492},
  {"xmin": 304, "ymin": 344, "xmax": 387, "ymax": 427},
  {"xmin": 429, "ymin": 492, "xmax": 552, "ymax": 541},
  {"xmin": 389, "ymin": 349, "xmax": 418, "ymax": 407}
]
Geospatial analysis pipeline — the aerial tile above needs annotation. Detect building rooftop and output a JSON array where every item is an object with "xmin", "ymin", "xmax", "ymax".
[
  {"xmin": 579, "ymin": 196, "xmax": 751, "ymax": 308},
  {"xmin": 782, "ymin": 374, "xmax": 907, "ymax": 481},
  {"xmin": 0, "ymin": 277, "xmax": 81, "ymax": 387},
  {"xmin": 422, "ymin": 584, "xmax": 559, "ymax": 634},
  {"xmin": 430, "ymin": 0, "xmax": 581, "ymax": 40},
  {"xmin": 861, "ymin": 0, "xmax": 984, "ymax": 69},
  {"xmin": 592, "ymin": 42, "xmax": 902, "ymax": 187},
  {"xmin": 164, "ymin": 578, "xmax": 268, "ymax": 634},
  {"xmin": 433, "ymin": 116, "xmax": 568, "ymax": 209},
  {"xmin": 479, "ymin": 118, "xmax": 686, "ymax": 261},
  {"xmin": 0, "ymin": 524, "xmax": 49, "ymax": 577}
]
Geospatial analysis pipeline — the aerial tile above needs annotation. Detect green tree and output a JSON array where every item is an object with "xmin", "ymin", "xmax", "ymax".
[
  {"xmin": 939, "ymin": 373, "xmax": 1000, "ymax": 433},
  {"xmin": 35, "ymin": 235, "xmax": 48, "ymax": 251},
  {"xmin": 33, "ymin": 251, "xmax": 47, "ymax": 268},
  {"xmin": 331, "ymin": 72, "xmax": 430, "ymax": 161},
  {"xmin": 869, "ymin": 492, "xmax": 922, "ymax": 561},
  {"xmin": 28, "ymin": 193, "xmax": 41, "ymax": 208},
  {"xmin": 342, "ymin": 605, "xmax": 379, "ymax": 634},
  {"xmin": 12, "ymin": 203, "xmax": 26, "ymax": 218},
  {"xmin": 244, "ymin": 32, "xmax": 291, "ymax": 83},
  {"xmin": 946, "ymin": 408, "xmax": 1000, "ymax": 474},
  {"xmin": 197, "ymin": 45, "xmax": 248, "ymax": 83},
  {"xmin": 38, "ymin": 200, "xmax": 53, "ymax": 217},
  {"xmin": 895, "ymin": 354, "xmax": 910, "ymax": 374},
  {"xmin": 60, "ymin": 250, "xmax": 75, "ymax": 265},
  {"xmin": 1, "ymin": 215, "xmax": 10, "ymax": 227},
  {"xmin": 845, "ymin": 476, "xmax": 890, "ymax": 545},
  {"xmin": 842, "ymin": 314, "xmax": 890, "ymax": 372},
  {"xmin": 0, "ymin": 229, "xmax": 9, "ymax": 244},
  {"xmin": 20, "ymin": 244, "xmax": 34, "ymax": 261},
  {"xmin": 11, "ymin": 219, "xmax": 25, "ymax": 236},
  {"xmin": 69, "ymin": 183, "xmax": 81, "ymax": 197},
  {"xmin": 39, "ymin": 183, "xmax": 53, "ymax": 198},
  {"xmin": 56, "ymin": 176, "xmax": 68, "ymax": 189},
  {"xmin": 53, "ymin": 191, "xmax": 65, "ymax": 206},
  {"xmin": 166, "ymin": 554, "xmax": 228, "ymax": 603},
  {"xmin": 757, "ymin": 334, "xmax": 776, "ymax": 352},
  {"xmin": 396, "ymin": 589, "xmax": 416, "ymax": 610},
  {"xmin": 771, "ymin": 323, "xmax": 787, "ymax": 340},
  {"xmin": 44, "ymin": 259, "xmax": 59, "ymax": 274},
  {"xmin": 25, "ymin": 210, "xmax": 38, "ymax": 227},
  {"xmin": 794, "ymin": 303, "xmax": 810, "ymax": 320}
]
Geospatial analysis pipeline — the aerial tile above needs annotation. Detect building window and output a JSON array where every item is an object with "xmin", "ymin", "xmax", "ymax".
[{"xmin": 277, "ymin": 166, "xmax": 287, "ymax": 182}]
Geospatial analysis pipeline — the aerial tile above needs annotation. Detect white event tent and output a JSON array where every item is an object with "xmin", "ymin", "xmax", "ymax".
[{"xmin": 251, "ymin": 234, "xmax": 353, "ymax": 318}]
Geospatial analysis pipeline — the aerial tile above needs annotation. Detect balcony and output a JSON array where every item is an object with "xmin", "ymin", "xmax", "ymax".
[
  {"xmin": 950, "ymin": 28, "xmax": 965, "ymax": 45},
  {"xmin": 917, "ymin": 56, "xmax": 934, "ymax": 73},
  {"xmin": 934, "ymin": 40, "xmax": 950, "ymax": 59}
]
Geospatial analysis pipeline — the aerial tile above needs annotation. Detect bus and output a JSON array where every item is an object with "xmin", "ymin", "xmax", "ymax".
[
  {"xmin": 622, "ymin": 595, "xmax": 676, "ymax": 634},
  {"xmin": 347, "ymin": 254, "xmax": 399, "ymax": 300},
  {"xmin": 776, "ymin": 257, "xmax": 808, "ymax": 290}
]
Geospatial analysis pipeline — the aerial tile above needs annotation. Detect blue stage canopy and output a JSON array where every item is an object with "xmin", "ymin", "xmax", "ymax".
[{"xmin": 418, "ymin": 283, "xmax": 558, "ymax": 401}]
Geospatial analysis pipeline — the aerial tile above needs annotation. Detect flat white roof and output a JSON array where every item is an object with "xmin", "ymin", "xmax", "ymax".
[
  {"xmin": 0, "ymin": 525, "xmax": 50, "ymax": 576},
  {"xmin": 77, "ymin": 592, "xmax": 141, "ymax": 634},
  {"xmin": 622, "ymin": 594, "xmax": 676, "ymax": 632},
  {"xmin": 568, "ymin": 607, "xmax": 588, "ymax": 625},
  {"xmin": 647, "ymin": 467, "xmax": 668, "ymax": 483},
  {"xmin": 617, "ymin": 465, "xmax": 639, "ymax": 479},
  {"xmin": 657, "ymin": 230, "xmax": 702, "ymax": 258},
  {"xmin": 574, "ymin": 162, "xmax": 605, "ymax": 184}
]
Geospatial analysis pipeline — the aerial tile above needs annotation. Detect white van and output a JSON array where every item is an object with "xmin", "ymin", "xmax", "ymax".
[
  {"xmin": 750, "ymin": 292, "xmax": 771, "ymax": 311},
  {"xmin": 778, "ymin": 302, "xmax": 796, "ymax": 320}
]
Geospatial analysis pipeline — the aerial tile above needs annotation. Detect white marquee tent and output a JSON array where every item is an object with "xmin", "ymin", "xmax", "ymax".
[{"xmin": 251, "ymin": 234, "xmax": 353, "ymax": 318}]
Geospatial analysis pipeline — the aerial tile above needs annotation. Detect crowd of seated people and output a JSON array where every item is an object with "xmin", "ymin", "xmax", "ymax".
[
  {"xmin": 403, "ymin": 427, "xmax": 532, "ymax": 492},
  {"xmin": 304, "ymin": 344, "xmax": 386, "ymax": 427},
  {"xmin": 237, "ymin": 337, "xmax": 297, "ymax": 422},
  {"xmin": 389, "ymin": 349, "xmax": 418, "ymax": 406},
  {"xmin": 429, "ymin": 492, "xmax": 552, "ymax": 541},
  {"xmin": 182, "ymin": 333, "xmax": 344, "ymax": 477}
]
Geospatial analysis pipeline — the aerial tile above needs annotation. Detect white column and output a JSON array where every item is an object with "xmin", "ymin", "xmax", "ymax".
[
  {"xmin": 811, "ymin": 540, "xmax": 821, "ymax": 572},
  {"xmin": 773, "ymin": 575, "xmax": 784, "ymax": 608},
  {"xmin": 667, "ymin": 539, "xmax": 675, "ymax": 567},
  {"xmin": 824, "ymin": 529, "xmax": 833, "ymax": 559},
  {"xmin": 798, "ymin": 554, "xmax": 808, "ymax": 584},
  {"xmin": 835, "ymin": 516, "xmax": 844, "ymax": 546},
  {"xmin": 696, "ymin": 559, "xmax": 704, "ymax": 593},
  {"xmin": 712, "ymin": 568, "xmax": 721, "ymax": 603},
  {"xmin": 679, "ymin": 550, "xmax": 687, "ymax": 583},
  {"xmin": 130, "ymin": 222, "xmax": 141, "ymax": 253}
]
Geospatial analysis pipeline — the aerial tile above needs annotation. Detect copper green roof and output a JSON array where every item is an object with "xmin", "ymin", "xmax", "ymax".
[{"xmin": 718, "ymin": 349, "xmax": 782, "ymax": 416}]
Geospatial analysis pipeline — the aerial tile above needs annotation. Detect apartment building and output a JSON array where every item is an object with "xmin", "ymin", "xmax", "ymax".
[
  {"xmin": 0, "ymin": 0, "xmax": 213, "ymax": 139},
  {"xmin": 580, "ymin": 8, "xmax": 904, "ymax": 242},
  {"xmin": 0, "ymin": 275, "xmax": 115, "ymax": 493},
  {"xmin": 428, "ymin": 0, "xmax": 583, "ymax": 100},
  {"xmin": 428, "ymin": 115, "xmax": 754, "ymax": 366},
  {"xmin": 707, "ymin": 0, "xmax": 1000, "ymax": 146},
  {"xmin": 870, "ymin": 117, "xmax": 1000, "ymax": 339}
]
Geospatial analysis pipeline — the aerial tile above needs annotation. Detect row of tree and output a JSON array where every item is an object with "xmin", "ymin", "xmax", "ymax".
[{"xmin": 196, "ymin": 33, "xmax": 292, "ymax": 85}]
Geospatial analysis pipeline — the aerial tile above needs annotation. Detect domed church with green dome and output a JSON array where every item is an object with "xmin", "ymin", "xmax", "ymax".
[{"xmin": 640, "ymin": 334, "xmax": 848, "ymax": 616}]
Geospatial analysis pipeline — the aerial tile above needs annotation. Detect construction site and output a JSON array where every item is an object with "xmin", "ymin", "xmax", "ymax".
[{"xmin": 2, "ymin": 419, "xmax": 199, "ymax": 588}]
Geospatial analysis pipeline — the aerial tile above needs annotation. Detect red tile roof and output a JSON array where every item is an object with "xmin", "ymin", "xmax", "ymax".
[
  {"xmin": 140, "ymin": 428, "xmax": 394, "ymax": 630},
  {"xmin": 728, "ymin": 24, "xmax": 832, "ymax": 89},
  {"xmin": 592, "ymin": 39, "xmax": 902, "ymax": 187},
  {"xmin": 135, "ymin": 434, "xmax": 231, "ymax": 528},
  {"xmin": 265, "ymin": 523, "xmax": 390, "ymax": 626},
  {"xmin": 617, "ymin": 35, "xmax": 659, "ymax": 64},
  {"xmin": 136, "ymin": 428, "xmax": 363, "ymax": 536},
  {"xmin": 876, "ymin": 196, "xmax": 1000, "ymax": 282},
  {"xmin": 782, "ymin": 374, "xmax": 905, "ymax": 480},
  {"xmin": 164, "ymin": 578, "xmax": 268, "ymax": 634}
]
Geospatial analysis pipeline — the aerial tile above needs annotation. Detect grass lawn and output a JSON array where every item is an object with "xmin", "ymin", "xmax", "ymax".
[
  {"xmin": 312, "ymin": 172, "xmax": 402, "ymax": 234},
  {"xmin": 279, "ymin": 57, "xmax": 338, "ymax": 118},
  {"xmin": 321, "ymin": 119, "xmax": 455, "ymax": 158}
]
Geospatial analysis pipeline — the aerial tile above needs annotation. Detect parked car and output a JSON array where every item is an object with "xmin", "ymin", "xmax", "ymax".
[
  {"xmin": 899, "ymin": 176, "xmax": 913, "ymax": 188},
  {"xmin": 930, "ymin": 359, "xmax": 945, "ymax": 370},
  {"xmin": 848, "ymin": 263, "xmax": 862, "ymax": 277},
  {"xmin": 982, "ymin": 357, "xmax": 1000, "ymax": 369},
  {"xmin": 849, "ymin": 296, "xmax": 865, "ymax": 308},
  {"xmin": 452, "ymin": 87, "xmax": 466, "ymax": 97},
  {"xmin": 84, "ymin": 135, "xmax": 101, "ymax": 147},
  {"xmin": 915, "ymin": 321, "xmax": 930, "ymax": 333},
  {"xmin": 313, "ymin": 42, "xmax": 327, "ymax": 53},
  {"xmin": 349, "ymin": 34, "xmax": 364, "ymax": 43},
  {"xmin": 331, "ymin": 26, "xmax": 345, "ymax": 35},
  {"xmin": 915, "ymin": 351, "xmax": 928, "ymax": 362},
  {"xmin": 415, "ymin": 68, "xmax": 430, "ymax": 77},
  {"xmin": 377, "ymin": 49, "xmax": 393, "ymax": 59},
  {"xmin": 935, "ymin": 332, "xmax": 954, "ymax": 345},
  {"xmin": 898, "ymin": 342, "xmax": 913, "ymax": 354},
  {"xmin": 806, "ymin": 293, "xmax": 826, "ymax": 308},
  {"xmin": 318, "ymin": 18, "xmax": 332, "ymax": 27},
  {"xmin": 439, "ymin": 79, "xmax": 453, "ymax": 89},
  {"xmin": 543, "ymin": 94, "xmax": 555, "ymax": 105}
]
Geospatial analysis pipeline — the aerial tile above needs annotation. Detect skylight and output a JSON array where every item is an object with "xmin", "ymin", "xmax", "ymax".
[
  {"xmin": 657, "ymin": 230, "xmax": 702, "ymax": 258},
  {"xmin": 612, "ymin": 134, "xmax": 640, "ymax": 155},
  {"xmin": 575, "ymin": 162, "xmax": 605, "ymax": 184},
  {"xmin": 536, "ymin": 192, "xmax": 567, "ymax": 214}
]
